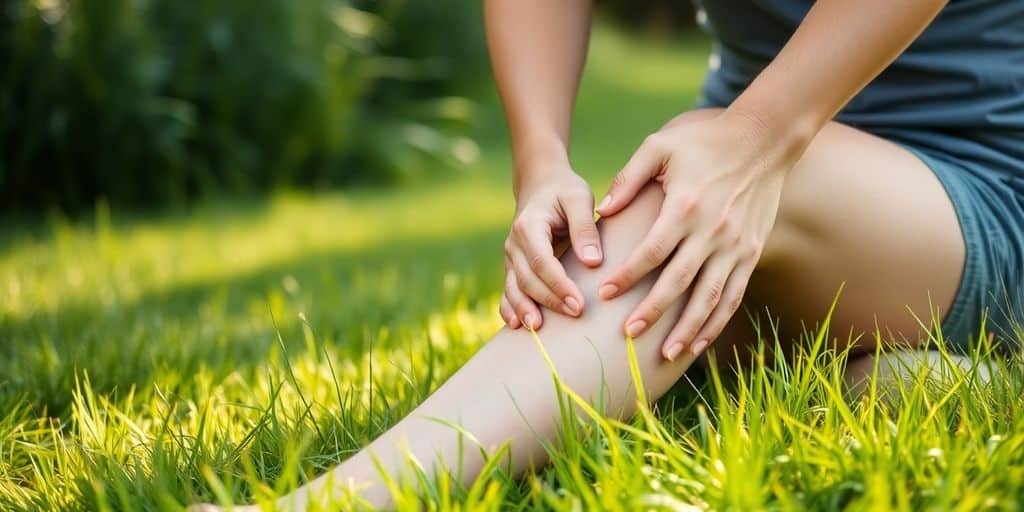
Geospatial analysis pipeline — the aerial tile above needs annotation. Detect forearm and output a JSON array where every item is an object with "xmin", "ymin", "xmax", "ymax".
[
  {"xmin": 729, "ymin": 0, "xmax": 947, "ymax": 157},
  {"xmin": 484, "ymin": 0, "xmax": 592, "ymax": 191}
]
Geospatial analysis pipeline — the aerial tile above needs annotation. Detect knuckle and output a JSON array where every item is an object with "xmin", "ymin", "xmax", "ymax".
[
  {"xmin": 647, "ymin": 302, "xmax": 666, "ymax": 319},
  {"xmin": 546, "ymin": 277, "xmax": 570, "ymax": 296},
  {"xmin": 512, "ymin": 217, "xmax": 530, "ymax": 236},
  {"xmin": 706, "ymin": 280, "xmax": 725, "ymax": 305},
  {"xmin": 504, "ymin": 238, "xmax": 514, "ymax": 253},
  {"xmin": 527, "ymin": 253, "xmax": 547, "ymax": 272},
  {"xmin": 527, "ymin": 287, "xmax": 557, "ymax": 308},
  {"xmin": 727, "ymin": 293, "xmax": 744, "ymax": 313},
  {"xmin": 742, "ymin": 241, "xmax": 762, "ymax": 260},
  {"xmin": 713, "ymin": 215, "xmax": 737, "ymax": 240},
  {"xmin": 575, "ymin": 221, "xmax": 599, "ymax": 238},
  {"xmin": 644, "ymin": 132, "xmax": 669, "ymax": 151},
  {"xmin": 676, "ymin": 192, "xmax": 701, "ymax": 216},
  {"xmin": 611, "ymin": 172, "xmax": 626, "ymax": 188},
  {"xmin": 672, "ymin": 265, "xmax": 695, "ymax": 289},
  {"xmin": 517, "ymin": 280, "xmax": 540, "ymax": 300},
  {"xmin": 560, "ymin": 187, "xmax": 590, "ymax": 203},
  {"xmin": 643, "ymin": 240, "xmax": 671, "ymax": 266}
]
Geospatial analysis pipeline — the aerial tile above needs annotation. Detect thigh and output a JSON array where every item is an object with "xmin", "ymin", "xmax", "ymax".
[
  {"xmin": 724, "ymin": 120, "xmax": 965, "ymax": 357},
  {"xmin": 658, "ymin": 109, "xmax": 964, "ymax": 358}
]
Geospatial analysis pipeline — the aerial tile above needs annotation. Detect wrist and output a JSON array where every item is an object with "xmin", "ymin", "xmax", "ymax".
[
  {"xmin": 724, "ymin": 98, "xmax": 818, "ymax": 168},
  {"xmin": 512, "ymin": 137, "xmax": 573, "ymax": 198},
  {"xmin": 513, "ymin": 132, "xmax": 569, "ymax": 169}
]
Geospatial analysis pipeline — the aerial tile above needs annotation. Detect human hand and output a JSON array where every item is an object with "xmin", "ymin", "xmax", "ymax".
[
  {"xmin": 500, "ymin": 162, "xmax": 602, "ymax": 330},
  {"xmin": 596, "ymin": 110, "xmax": 802, "ymax": 360}
]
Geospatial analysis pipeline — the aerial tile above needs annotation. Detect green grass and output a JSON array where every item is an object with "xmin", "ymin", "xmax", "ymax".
[{"xmin": 3, "ymin": 22, "xmax": 1024, "ymax": 511}]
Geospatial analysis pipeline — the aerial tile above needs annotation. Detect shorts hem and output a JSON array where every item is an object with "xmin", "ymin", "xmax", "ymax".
[{"xmin": 894, "ymin": 143, "xmax": 983, "ymax": 353}]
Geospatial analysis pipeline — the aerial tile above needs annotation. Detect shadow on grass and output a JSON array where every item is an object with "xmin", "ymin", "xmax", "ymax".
[{"xmin": 0, "ymin": 225, "xmax": 507, "ymax": 416}]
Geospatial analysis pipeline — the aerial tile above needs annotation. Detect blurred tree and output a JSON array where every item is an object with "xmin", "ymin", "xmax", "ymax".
[
  {"xmin": 598, "ymin": 0, "xmax": 697, "ymax": 36},
  {"xmin": 0, "ymin": 0, "xmax": 485, "ymax": 212}
]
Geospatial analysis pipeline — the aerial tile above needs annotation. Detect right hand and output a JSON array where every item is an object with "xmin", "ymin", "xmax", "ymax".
[{"xmin": 501, "ymin": 164, "xmax": 603, "ymax": 330}]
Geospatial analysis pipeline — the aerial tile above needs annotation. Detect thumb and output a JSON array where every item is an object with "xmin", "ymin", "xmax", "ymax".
[
  {"xmin": 560, "ymin": 190, "xmax": 603, "ymax": 267},
  {"xmin": 597, "ymin": 136, "xmax": 664, "ymax": 217}
]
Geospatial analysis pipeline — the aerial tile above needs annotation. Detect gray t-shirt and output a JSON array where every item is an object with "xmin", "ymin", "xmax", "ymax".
[{"xmin": 695, "ymin": 0, "xmax": 1024, "ymax": 147}]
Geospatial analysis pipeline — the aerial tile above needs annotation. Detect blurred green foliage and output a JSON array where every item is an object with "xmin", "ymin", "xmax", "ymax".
[
  {"xmin": 0, "ymin": 0, "xmax": 486, "ymax": 211},
  {"xmin": 597, "ymin": 0, "xmax": 696, "ymax": 34}
]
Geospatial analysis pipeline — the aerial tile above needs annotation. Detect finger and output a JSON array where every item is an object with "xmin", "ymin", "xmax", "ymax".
[
  {"xmin": 690, "ymin": 258, "xmax": 756, "ymax": 355},
  {"xmin": 597, "ymin": 134, "xmax": 666, "ymax": 217},
  {"xmin": 512, "ymin": 248, "xmax": 577, "ymax": 317},
  {"xmin": 599, "ymin": 203, "xmax": 687, "ymax": 300},
  {"xmin": 559, "ymin": 190, "xmax": 603, "ymax": 267},
  {"xmin": 518, "ymin": 228, "xmax": 584, "ymax": 316},
  {"xmin": 506, "ymin": 268, "xmax": 542, "ymax": 330},
  {"xmin": 500, "ymin": 293, "xmax": 521, "ymax": 329},
  {"xmin": 661, "ymin": 255, "xmax": 735, "ymax": 360},
  {"xmin": 622, "ymin": 237, "xmax": 711, "ymax": 337}
]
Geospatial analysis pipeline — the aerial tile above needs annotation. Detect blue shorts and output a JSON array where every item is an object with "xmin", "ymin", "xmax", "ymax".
[{"xmin": 886, "ymin": 129, "xmax": 1024, "ymax": 353}]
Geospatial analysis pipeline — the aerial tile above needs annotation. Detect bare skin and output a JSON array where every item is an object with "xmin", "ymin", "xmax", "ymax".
[
  {"xmin": 192, "ymin": 0, "xmax": 968, "ymax": 509},
  {"xmin": 191, "ymin": 113, "xmax": 963, "ymax": 510},
  {"xmin": 495, "ymin": 0, "xmax": 949, "ymax": 360}
]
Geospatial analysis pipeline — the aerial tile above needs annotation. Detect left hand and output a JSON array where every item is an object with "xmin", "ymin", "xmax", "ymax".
[{"xmin": 596, "ymin": 109, "xmax": 802, "ymax": 361}]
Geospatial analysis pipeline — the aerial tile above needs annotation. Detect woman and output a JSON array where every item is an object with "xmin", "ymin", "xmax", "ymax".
[{"xmin": 197, "ymin": 0, "xmax": 1024, "ymax": 509}]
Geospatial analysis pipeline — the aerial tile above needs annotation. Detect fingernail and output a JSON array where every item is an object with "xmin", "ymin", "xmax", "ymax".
[
  {"xmin": 582, "ymin": 244, "xmax": 601, "ymax": 263},
  {"xmin": 664, "ymin": 342, "xmax": 683, "ymax": 361},
  {"xmin": 524, "ymin": 313, "xmax": 538, "ymax": 329},
  {"xmin": 563, "ymin": 296, "xmax": 581, "ymax": 316},
  {"xmin": 597, "ymin": 195, "xmax": 611, "ymax": 212},
  {"xmin": 691, "ymin": 338, "xmax": 710, "ymax": 355},
  {"xmin": 626, "ymin": 319, "xmax": 647, "ymax": 337},
  {"xmin": 599, "ymin": 283, "xmax": 619, "ymax": 299}
]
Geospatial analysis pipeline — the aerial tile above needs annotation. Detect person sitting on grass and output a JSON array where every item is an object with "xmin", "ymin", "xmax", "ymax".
[{"xmin": 194, "ymin": 0, "xmax": 1024, "ymax": 509}]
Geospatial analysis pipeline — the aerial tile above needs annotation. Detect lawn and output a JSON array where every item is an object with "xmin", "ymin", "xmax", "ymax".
[{"xmin": 3, "ymin": 23, "xmax": 1024, "ymax": 511}]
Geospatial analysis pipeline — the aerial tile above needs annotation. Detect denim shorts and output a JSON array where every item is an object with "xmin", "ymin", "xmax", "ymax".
[{"xmin": 890, "ymin": 131, "xmax": 1024, "ymax": 353}]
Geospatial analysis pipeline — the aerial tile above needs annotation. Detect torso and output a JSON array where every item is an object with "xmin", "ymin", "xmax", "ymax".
[{"xmin": 695, "ymin": 0, "xmax": 1024, "ymax": 143}]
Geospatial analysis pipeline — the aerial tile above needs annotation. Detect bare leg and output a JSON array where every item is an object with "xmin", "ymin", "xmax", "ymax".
[
  {"xmin": 269, "ymin": 184, "xmax": 695, "ymax": 510},
  {"xmin": 193, "ymin": 110, "xmax": 968, "ymax": 510},
  {"xmin": 843, "ymin": 350, "xmax": 995, "ymax": 398}
]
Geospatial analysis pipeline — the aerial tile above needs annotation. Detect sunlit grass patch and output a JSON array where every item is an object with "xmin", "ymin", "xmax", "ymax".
[{"xmin": 3, "ymin": 21, "xmax": 1024, "ymax": 512}]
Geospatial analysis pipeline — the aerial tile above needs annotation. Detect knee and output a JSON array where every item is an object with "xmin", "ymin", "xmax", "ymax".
[
  {"xmin": 505, "ymin": 179, "xmax": 668, "ymax": 334},
  {"xmin": 593, "ymin": 182, "xmax": 667, "ymax": 270},
  {"xmin": 562, "ymin": 182, "xmax": 667, "ymax": 310}
]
